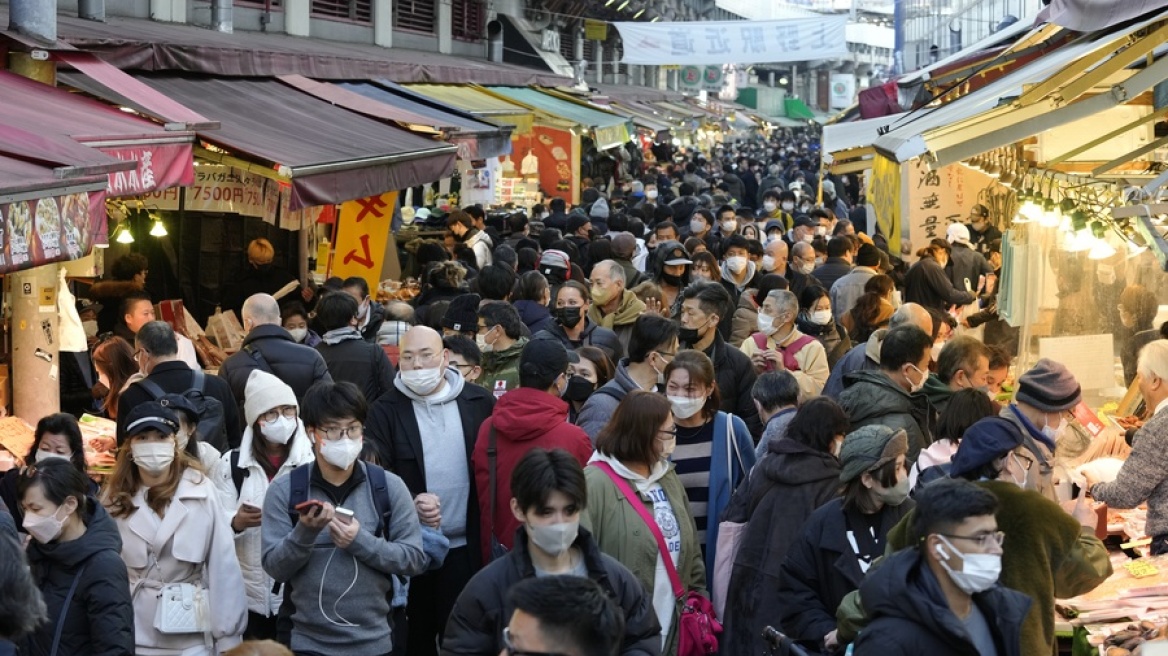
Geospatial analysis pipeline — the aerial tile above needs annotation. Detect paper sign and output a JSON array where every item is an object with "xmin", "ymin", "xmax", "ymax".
[
  {"xmin": 1124, "ymin": 560, "xmax": 1160, "ymax": 578},
  {"xmin": 1038, "ymin": 334, "xmax": 1117, "ymax": 391},
  {"xmin": 1071, "ymin": 401, "xmax": 1106, "ymax": 438},
  {"xmin": 331, "ymin": 191, "xmax": 398, "ymax": 292}
]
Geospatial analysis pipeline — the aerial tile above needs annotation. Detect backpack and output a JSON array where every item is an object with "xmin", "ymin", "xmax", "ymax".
[
  {"xmin": 228, "ymin": 449, "xmax": 249, "ymax": 496},
  {"xmin": 137, "ymin": 369, "xmax": 229, "ymax": 449}
]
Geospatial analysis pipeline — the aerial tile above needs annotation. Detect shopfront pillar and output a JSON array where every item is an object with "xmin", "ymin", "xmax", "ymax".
[
  {"xmin": 149, "ymin": 0, "xmax": 187, "ymax": 23},
  {"xmin": 574, "ymin": 20, "xmax": 585, "ymax": 69},
  {"xmin": 436, "ymin": 0, "xmax": 452, "ymax": 54},
  {"xmin": 594, "ymin": 40, "xmax": 603, "ymax": 84},
  {"xmin": 11, "ymin": 266, "xmax": 61, "ymax": 422},
  {"xmin": 285, "ymin": 0, "xmax": 310, "ymax": 37},
  {"xmin": 374, "ymin": 0, "xmax": 393, "ymax": 47}
]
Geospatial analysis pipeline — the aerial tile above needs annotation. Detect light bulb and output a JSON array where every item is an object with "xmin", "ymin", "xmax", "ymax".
[
  {"xmin": 114, "ymin": 224, "xmax": 135, "ymax": 244},
  {"xmin": 1040, "ymin": 207, "xmax": 1061, "ymax": 228},
  {"xmin": 1088, "ymin": 240, "xmax": 1116, "ymax": 260},
  {"xmin": 149, "ymin": 219, "xmax": 168, "ymax": 237},
  {"xmin": 1064, "ymin": 229, "xmax": 1093, "ymax": 252}
]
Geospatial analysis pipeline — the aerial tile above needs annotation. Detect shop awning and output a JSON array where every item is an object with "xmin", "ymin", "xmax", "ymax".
[
  {"xmin": 406, "ymin": 84, "xmax": 535, "ymax": 135},
  {"xmin": 653, "ymin": 101, "xmax": 706, "ymax": 119},
  {"xmin": 130, "ymin": 75, "xmax": 457, "ymax": 209},
  {"xmin": 591, "ymin": 83, "xmax": 685, "ymax": 104},
  {"xmin": 485, "ymin": 87, "xmax": 633, "ymax": 150},
  {"xmin": 785, "ymin": 98, "xmax": 817, "ymax": 121},
  {"xmin": 823, "ymin": 114, "xmax": 908, "ymax": 155},
  {"xmin": 897, "ymin": 16, "xmax": 1037, "ymax": 87},
  {"xmin": 606, "ymin": 102, "xmax": 672, "ymax": 133},
  {"xmin": 0, "ymin": 153, "xmax": 110, "ymax": 202}
]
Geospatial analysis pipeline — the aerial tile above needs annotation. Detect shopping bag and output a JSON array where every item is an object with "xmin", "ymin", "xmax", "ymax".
[{"xmin": 205, "ymin": 308, "xmax": 245, "ymax": 352}]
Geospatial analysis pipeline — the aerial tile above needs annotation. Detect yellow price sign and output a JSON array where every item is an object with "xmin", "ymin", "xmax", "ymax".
[{"xmin": 1124, "ymin": 560, "xmax": 1160, "ymax": 578}]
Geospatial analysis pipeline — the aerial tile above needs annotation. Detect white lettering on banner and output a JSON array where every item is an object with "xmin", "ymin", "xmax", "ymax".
[
  {"xmin": 101, "ymin": 143, "xmax": 193, "ymax": 196},
  {"xmin": 613, "ymin": 17, "xmax": 849, "ymax": 65}
]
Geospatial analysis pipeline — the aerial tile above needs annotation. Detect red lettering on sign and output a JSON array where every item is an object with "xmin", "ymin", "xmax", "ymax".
[
  {"xmin": 343, "ymin": 234, "xmax": 375, "ymax": 269},
  {"xmin": 355, "ymin": 196, "xmax": 388, "ymax": 222}
]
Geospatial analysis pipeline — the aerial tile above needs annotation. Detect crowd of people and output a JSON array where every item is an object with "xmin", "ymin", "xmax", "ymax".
[{"xmin": 8, "ymin": 128, "xmax": 1168, "ymax": 656}]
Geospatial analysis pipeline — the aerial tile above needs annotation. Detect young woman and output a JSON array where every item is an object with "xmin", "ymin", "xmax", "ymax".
[
  {"xmin": 663, "ymin": 350, "xmax": 755, "ymax": 577},
  {"xmin": 159, "ymin": 394, "xmax": 221, "ymax": 477},
  {"xmin": 796, "ymin": 285, "xmax": 852, "ymax": 369},
  {"xmin": 777, "ymin": 425, "xmax": 913, "ymax": 654},
  {"xmin": 582, "ymin": 391, "xmax": 705, "ymax": 654},
  {"xmin": 103, "ymin": 401, "xmax": 247, "ymax": 655},
  {"xmin": 1, "ymin": 413, "xmax": 99, "ymax": 529},
  {"xmin": 92, "ymin": 336, "xmax": 138, "ymax": 419},
  {"xmin": 213, "ymin": 370, "xmax": 315, "ymax": 641},
  {"xmin": 564, "ymin": 347, "xmax": 614, "ymax": 423},
  {"xmin": 909, "ymin": 388, "xmax": 996, "ymax": 490},
  {"xmin": 280, "ymin": 303, "xmax": 321, "ymax": 348},
  {"xmin": 689, "ymin": 251, "xmax": 719, "ymax": 284},
  {"xmin": 19, "ymin": 458, "xmax": 134, "ymax": 655},
  {"xmin": 841, "ymin": 274, "xmax": 895, "ymax": 344}
]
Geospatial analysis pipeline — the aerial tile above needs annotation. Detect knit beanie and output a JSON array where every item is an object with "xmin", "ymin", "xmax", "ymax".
[
  {"xmin": 244, "ymin": 370, "xmax": 298, "ymax": 427},
  {"xmin": 839, "ymin": 425, "xmax": 908, "ymax": 482},
  {"xmin": 590, "ymin": 198, "xmax": 610, "ymax": 220},
  {"xmin": 948, "ymin": 417, "xmax": 1025, "ymax": 478},
  {"xmin": 1015, "ymin": 358, "xmax": 1081, "ymax": 412},
  {"xmin": 441, "ymin": 293, "xmax": 481, "ymax": 333}
]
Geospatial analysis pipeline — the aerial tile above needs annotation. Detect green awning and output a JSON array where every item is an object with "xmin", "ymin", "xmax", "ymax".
[
  {"xmin": 486, "ymin": 86, "xmax": 633, "ymax": 150},
  {"xmin": 785, "ymin": 97, "xmax": 816, "ymax": 120}
]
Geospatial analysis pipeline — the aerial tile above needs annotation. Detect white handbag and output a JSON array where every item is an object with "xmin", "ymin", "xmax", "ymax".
[{"xmin": 154, "ymin": 582, "xmax": 210, "ymax": 634}]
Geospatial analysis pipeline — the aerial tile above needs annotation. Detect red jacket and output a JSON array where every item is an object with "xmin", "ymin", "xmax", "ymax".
[{"xmin": 473, "ymin": 387, "xmax": 593, "ymax": 563}]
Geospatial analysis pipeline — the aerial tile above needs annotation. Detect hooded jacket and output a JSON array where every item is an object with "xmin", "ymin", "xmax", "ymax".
[
  {"xmin": 855, "ymin": 547, "xmax": 1030, "ymax": 656},
  {"xmin": 441, "ymin": 526, "xmax": 661, "ymax": 656},
  {"xmin": 512, "ymin": 300, "xmax": 555, "ymax": 336},
  {"xmin": 830, "ymin": 266, "xmax": 879, "ymax": 322},
  {"xmin": 479, "ymin": 336, "xmax": 529, "ymax": 399},
  {"xmin": 838, "ymin": 369, "xmax": 935, "ymax": 461},
  {"xmin": 473, "ymin": 387, "xmax": 593, "ymax": 563},
  {"xmin": 534, "ymin": 318, "xmax": 625, "ymax": 364},
  {"xmin": 824, "ymin": 330, "xmax": 885, "ymax": 399},
  {"xmin": 588, "ymin": 290, "xmax": 647, "ymax": 353},
  {"xmin": 464, "ymin": 230, "xmax": 493, "ymax": 269},
  {"xmin": 23, "ymin": 500, "xmax": 135, "ymax": 656},
  {"xmin": 797, "ymin": 313, "xmax": 852, "ymax": 370},
  {"xmin": 721, "ymin": 438, "xmax": 841, "ymax": 656},
  {"xmin": 921, "ymin": 373, "xmax": 956, "ymax": 417},
  {"xmin": 729, "ymin": 289, "xmax": 761, "ymax": 346}
]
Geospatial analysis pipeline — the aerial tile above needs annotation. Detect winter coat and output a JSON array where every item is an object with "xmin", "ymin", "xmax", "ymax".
[
  {"xmin": 838, "ymin": 369, "xmax": 935, "ymax": 461},
  {"xmin": 315, "ymin": 331, "xmax": 396, "ymax": 404},
  {"xmin": 967, "ymin": 222, "xmax": 1002, "ymax": 257},
  {"xmin": 854, "ymin": 547, "xmax": 1030, "ymax": 656},
  {"xmin": 739, "ymin": 327, "xmax": 830, "ymax": 399},
  {"xmin": 582, "ymin": 456, "xmax": 706, "ymax": 656},
  {"xmin": 513, "ymin": 300, "xmax": 556, "ymax": 336},
  {"xmin": 588, "ymin": 290, "xmax": 647, "ymax": 353},
  {"xmin": 211, "ymin": 421, "xmax": 316, "ymax": 617},
  {"xmin": 440, "ymin": 527, "xmax": 662, "ymax": 656},
  {"xmin": 464, "ymin": 230, "xmax": 493, "ymax": 269},
  {"xmin": 946, "ymin": 243, "xmax": 993, "ymax": 296},
  {"xmin": 117, "ymin": 361, "xmax": 242, "ymax": 450},
  {"xmin": 721, "ymin": 438, "xmax": 841, "ymax": 656},
  {"xmin": 830, "ymin": 266, "xmax": 878, "ymax": 322},
  {"xmin": 729, "ymin": 289, "xmax": 761, "ymax": 347},
  {"xmin": 823, "ymin": 331, "xmax": 883, "ymax": 400},
  {"xmin": 111, "ymin": 468, "xmax": 247, "ymax": 655},
  {"xmin": 903, "ymin": 255, "xmax": 975, "ymax": 314},
  {"xmin": 479, "ymin": 336, "xmax": 529, "ymax": 399},
  {"xmin": 787, "ymin": 268, "xmax": 822, "ymax": 301},
  {"xmin": 219, "ymin": 324, "xmax": 332, "ymax": 413},
  {"xmin": 754, "ymin": 408, "xmax": 796, "ymax": 459},
  {"xmin": 1091, "ymin": 406, "xmax": 1168, "ymax": 538},
  {"xmin": 778, "ymin": 497, "xmax": 913, "ymax": 651},
  {"xmin": 576, "ymin": 360, "xmax": 644, "ymax": 441},
  {"xmin": 690, "ymin": 411, "xmax": 757, "ymax": 577},
  {"xmin": 473, "ymin": 387, "xmax": 593, "ymax": 562},
  {"xmin": 811, "ymin": 257, "xmax": 853, "ymax": 293},
  {"xmin": 357, "ymin": 300, "xmax": 386, "ymax": 344},
  {"xmin": 22, "ymin": 500, "xmax": 134, "ymax": 656},
  {"xmin": 534, "ymin": 319, "xmax": 625, "ymax": 364},
  {"xmin": 701, "ymin": 334, "xmax": 763, "ymax": 437},
  {"xmin": 797, "ymin": 315, "xmax": 852, "ymax": 370}
]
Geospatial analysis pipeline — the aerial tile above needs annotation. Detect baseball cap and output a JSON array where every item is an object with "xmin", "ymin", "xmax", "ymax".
[
  {"xmin": 122, "ymin": 401, "xmax": 180, "ymax": 443},
  {"xmin": 662, "ymin": 245, "xmax": 693, "ymax": 266}
]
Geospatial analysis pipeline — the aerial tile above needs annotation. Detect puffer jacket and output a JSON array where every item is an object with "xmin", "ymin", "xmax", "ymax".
[
  {"xmin": 721, "ymin": 438, "xmax": 841, "ymax": 656},
  {"xmin": 513, "ymin": 300, "xmax": 555, "ymax": 336},
  {"xmin": 23, "ymin": 500, "xmax": 134, "ymax": 656},
  {"xmin": 729, "ymin": 289, "xmax": 761, "ymax": 346},
  {"xmin": 838, "ymin": 369, "xmax": 935, "ymax": 461},
  {"xmin": 534, "ymin": 319, "xmax": 625, "ymax": 364},
  {"xmin": 219, "ymin": 324, "xmax": 333, "ymax": 413},
  {"xmin": 212, "ymin": 421, "xmax": 316, "ymax": 617}
]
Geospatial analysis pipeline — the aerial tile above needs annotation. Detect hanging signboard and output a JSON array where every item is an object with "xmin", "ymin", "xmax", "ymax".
[
  {"xmin": 830, "ymin": 73, "xmax": 856, "ymax": 110},
  {"xmin": 332, "ymin": 191, "xmax": 398, "ymax": 292},
  {"xmin": 904, "ymin": 159, "xmax": 997, "ymax": 254},
  {"xmin": 680, "ymin": 65, "xmax": 703, "ymax": 92},
  {"xmin": 702, "ymin": 66, "xmax": 725, "ymax": 92},
  {"xmin": 868, "ymin": 153, "xmax": 904, "ymax": 256},
  {"xmin": 0, "ymin": 191, "xmax": 106, "ymax": 275},
  {"xmin": 613, "ymin": 17, "xmax": 848, "ymax": 65},
  {"xmin": 98, "ymin": 142, "xmax": 194, "ymax": 198},
  {"xmin": 585, "ymin": 19, "xmax": 608, "ymax": 42}
]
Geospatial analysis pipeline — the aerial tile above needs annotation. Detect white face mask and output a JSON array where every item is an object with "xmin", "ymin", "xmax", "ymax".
[
  {"xmin": 906, "ymin": 364, "xmax": 927, "ymax": 394},
  {"xmin": 288, "ymin": 328, "xmax": 308, "ymax": 343},
  {"xmin": 815, "ymin": 227, "xmax": 827, "ymax": 237},
  {"xmin": 689, "ymin": 219, "xmax": 706, "ymax": 234},
  {"xmin": 260, "ymin": 415, "xmax": 297, "ymax": 445},
  {"xmin": 319, "ymin": 437, "xmax": 363, "ymax": 470},
  {"xmin": 527, "ymin": 521, "xmax": 579, "ymax": 557},
  {"xmin": 935, "ymin": 535, "xmax": 1001, "ymax": 594},
  {"xmin": 175, "ymin": 428, "xmax": 190, "ymax": 451},
  {"xmin": 35, "ymin": 450, "xmax": 72, "ymax": 464},
  {"xmin": 809, "ymin": 309, "xmax": 833, "ymax": 325},
  {"xmin": 931, "ymin": 342, "xmax": 944, "ymax": 363},
  {"xmin": 82, "ymin": 320, "xmax": 99, "ymax": 338},
  {"xmin": 23, "ymin": 504, "xmax": 69, "ymax": 544},
  {"xmin": 726, "ymin": 256, "xmax": 748, "ymax": 275},
  {"xmin": 476, "ymin": 330, "xmax": 494, "ymax": 354},
  {"xmin": 763, "ymin": 201, "xmax": 778, "ymax": 213},
  {"xmin": 646, "ymin": 189, "xmax": 659, "ymax": 199},
  {"xmin": 801, "ymin": 233, "xmax": 814, "ymax": 244},
  {"xmin": 669, "ymin": 395, "xmax": 705, "ymax": 420},
  {"xmin": 401, "ymin": 366, "xmax": 445, "ymax": 396},
  {"xmin": 1042, "ymin": 416, "xmax": 1066, "ymax": 443},
  {"xmin": 659, "ymin": 434, "xmax": 677, "ymax": 459},
  {"xmin": 756, "ymin": 313, "xmax": 776, "ymax": 335},
  {"xmin": 781, "ymin": 201, "xmax": 795, "ymax": 212},
  {"xmin": 722, "ymin": 221, "xmax": 737, "ymax": 234},
  {"xmin": 793, "ymin": 261, "xmax": 814, "ymax": 276},
  {"xmin": 761, "ymin": 255, "xmax": 777, "ymax": 272},
  {"xmin": 132, "ymin": 441, "xmax": 175, "ymax": 475}
]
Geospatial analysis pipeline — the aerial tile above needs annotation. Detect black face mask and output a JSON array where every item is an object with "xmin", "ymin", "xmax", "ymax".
[
  {"xmin": 554, "ymin": 306, "xmax": 584, "ymax": 329},
  {"xmin": 563, "ymin": 375, "xmax": 596, "ymax": 402},
  {"xmin": 678, "ymin": 326, "xmax": 702, "ymax": 345},
  {"xmin": 661, "ymin": 272, "xmax": 684, "ymax": 287}
]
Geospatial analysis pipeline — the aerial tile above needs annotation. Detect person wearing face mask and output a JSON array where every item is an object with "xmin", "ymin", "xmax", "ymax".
[
  {"xmin": 838, "ymin": 325, "xmax": 937, "ymax": 461},
  {"xmin": 341, "ymin": 278, "xmax": 385, "ymax": 344},
  {"xmin": 778, "ymin": 425, "xmax": 914, "ymax": 654},
  {"xmin": 443, "ymin": 449, "xmax": 660, "ymax": 655},
  {"xmin": 715, "ymin": 204, "xmax": 740, "ymax": 242},
  {"xmin": 211, "ymin": 371, "xmax": 315, "ymax": 641},
  {"xmin": 158, "ymin": 393, "xmax": 223, "ymax": 476},
  {"xmin": 103, "ymin": 401, "xmax": 248, "ymax": 655},
  {"xmin": 582, "ymin": 391, "xmax": 706, "ymax": 654},
  {"xmin": 996, "ymin": 358, "xmax": 1083, "ymax": 501},
  {"xmin": 853, "ymin": 478, "xmax": 1029, "ymax": 656},
  {"xmin": 903, "ymin": 239, "xmax": 975, "ymax": 316},
  {"xmin": 564, "ymin": 347, "xmax": 613, "ymax": 422},
  {"xmin": 785, "ymin": 215, "xmax": 818, "ymax": 251},
  {"xmin": 313, "ymin": 292, "xmax": 396, "ymax": 405},
  {"xmin": 586, "ymin": 260, "xmax": 647, "ymax": 354},
  {"xmin": 742, "ymin": 289, "xmax": 830, "ymax": 399},
  {"xmin": 718, "ymin": 235, "xmax": 761, "ymax": 304},
  {"xmin": 965, "ymin": 203, "xmax": 1001, "ymax": 258},
  {"xmin": 221, "ymin": 294, "xmax": 333, "ymax": 425},
  {"xmin": 475, "ymin": 302, "xmax": 530, "ymax": 398},
  {"xmin": 360, "ymin": 326, "xmax": 493, "ymax": 656},
  {"xmin": 281, "ymin": 303, "xmax": 322, "ymax": 347},
  {"xmin": 472, "ymin": 338, "xmax": 593, "ymax": 564},
  {"xmin": 0, "ymin": 413, "xmax": 99, "ymax": 531},
  {"xmin": 16, "ymin": 458, "xmax": 135, "ymax": 656},
  {"xmin": 262, "ymin": 381, "xmax": 426, "ymax": 656},
  {"xmin": 795, "ymin": 285, "xmax": 852, "ymax": 369},
  {"xmin": 535, "ymin": 281, "xmax": 624, "ymax": 364},
  {"xmin": 647, "ymin": 242, "xmax": 692, "ymax": 315},
  {"xmin": 729, "ymin": 274, "xmax": 790, "ymax": 347}
]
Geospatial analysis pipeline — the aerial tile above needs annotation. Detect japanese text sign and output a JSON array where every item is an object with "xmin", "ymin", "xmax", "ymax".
[
  {"xmin": 332, "ymin": 191, "xmax": 397, "ymax": 291},
  {"xmin": 905, "ymin": 159, "xmax": 995, "ymax": 254},
  {"xmin": 613, "ymin": 17, "xmax": 848, "ymax": 65},
  {"xmin": 98, "ymin": 142, "xmax": 194, "ymax": 197}
]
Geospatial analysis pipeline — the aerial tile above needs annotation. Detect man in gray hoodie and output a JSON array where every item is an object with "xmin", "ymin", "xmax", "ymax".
[{"xmin": 262, "ymin": 381, "xmax": 427, "ymax": 656}]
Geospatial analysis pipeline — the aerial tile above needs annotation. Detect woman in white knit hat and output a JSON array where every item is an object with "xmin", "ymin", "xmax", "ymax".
[{"xmin": 212, "ymin": 369, "xmax": 315, "ymax": 641}]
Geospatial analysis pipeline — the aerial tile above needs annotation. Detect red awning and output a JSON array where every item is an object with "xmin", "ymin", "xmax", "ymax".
[
  {"xmin": 131, "ymin": 75, "xmax": 458, "ymax": 209},
  {"xmin": 0, "ymin": 154, "xmax": 110, "ymax": 200}
]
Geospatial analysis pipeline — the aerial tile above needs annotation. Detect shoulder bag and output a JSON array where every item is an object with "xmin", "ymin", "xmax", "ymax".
[{"xmin": 711, "ymin": 414, "xmax": 748, "ymax": 619}]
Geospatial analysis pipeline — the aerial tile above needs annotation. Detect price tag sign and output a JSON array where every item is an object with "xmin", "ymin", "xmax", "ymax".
[{"xmin": 1124, "ymin": 560, "xmax": 1160, "ymax": 578}]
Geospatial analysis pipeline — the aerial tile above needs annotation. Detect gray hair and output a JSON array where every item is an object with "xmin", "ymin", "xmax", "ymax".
[
  {"xmin": 752, "ymin": 370, "xmax": 801, "ymax": 413},
  {"xmin": 241, "ymin": 293, "xmax": 281, "ymax": 326},
  {"xmin": 792, "ymin": 242, "xmax": 814, "ymax": 259},
  {"xmin": 385, "ymin": 301, "xmax": 415, "ymax": 323},
  {"xmin": 594, "ymin": 260, "xmax": 626, "ymax": 286},
  {"xmin": 890, "ymin": 302, "xmax": 933, "ymax": 334},
  {"xmin": 1138, "ymin": 340, "xmax": 1168, "ymax": 382},
  {"xmin": 766, "ymin": 289, "xmax": 799, "ymax": 319},
  {"xmin": 136, "ymin": 321, "xmax": 178, "ymax": 357}
]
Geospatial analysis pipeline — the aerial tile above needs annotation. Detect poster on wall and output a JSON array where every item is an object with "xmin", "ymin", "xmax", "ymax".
[
  {"xmin": 332, "ymin": 191, "xmax": 398, "ymax": 292},
  {"xmin": 510, "ymin": 126, "xmax": 577, "ymax": 204},
  {"xmin": 0, "ymin": 191, "xmax": 105, "ymax": 275},
  {"xmin": 904, "ymin": 159, "xmax": 997, "ymax": 254}
]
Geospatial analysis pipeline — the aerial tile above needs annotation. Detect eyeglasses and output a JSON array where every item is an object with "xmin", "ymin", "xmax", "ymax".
[
  {"xmin": 940, "ymin": 531, "xmax": 1005, "ymax": 550},
  {"xmin": 260, "ymin": 405, "xmax": 297, "ymax": 423},
  {"xmin": 453, "ymin": 363, "xmax": 476, "ymax": 373},
  {"xmin": 657, "ymin": 427, "xmax": 677, "ymax": 440},
  {"xmin": 313, "ymin": 425, "xmax": 364, "ymax": 442},
  {"xmin": 502, "ymin": 627, "xmax": 568, "ymax": 656},
  {"xmin": 1012, "ymin": 452, "xmax": 1034, "ymax": 472},
  {"xmin": 400, "ymin": 351, "xmax": 443, "ymax": 368}
]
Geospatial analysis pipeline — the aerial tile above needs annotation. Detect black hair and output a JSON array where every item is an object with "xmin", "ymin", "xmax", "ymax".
[
  {"xmin": 607, "ymin": 212, "xmax": 629, "ymax": 233},
  {"xmin": 679, "ymin": 182, "xmax": 695, "ymax": 197},
  {"xmin": 751, "ymin": 370, "xmax": 800, "ymax": 414},
  {"xmin": 477, "ymin": 266, "xmax": 517, "ymax": 303},
  {"xmin": 549, "ymin": 198, "xmax": 566, "ymax": 213},
  {"xmin": 463, "ymin": 205, "xmax": 485, "ymax": 220},
  {"xmin": 827, "ymin": 236, "xmax": 851, "ymax": 258},
  {"xmin": 879, "ymin": 324, "xmax": 933, "ymax": 371},
  {"xmin": 786, "ymin": 397, "xmax": 849, "ymax": 454},
  {"xmin": 341, "ymin": 277, "xmax": 370, "ymax": 297},
  {"xmin": 722, "ymin": 234, "xmax": 751, "ymax": 255},
  {"xmin": 517, "ymin": 248, "xmax": 540, "ymax": 273},
  {"xmin": 18, "ymin": 457, "xmax": 90, "ymax": 520},
  {"xmin": 493, "ymin": 245, "xmax": 518, "ymax": 271},
  {"xmin": 316, "ymin": 292, "xmax": 359, "ymax": 332},
  {"xmin": 506, "ymin": 576, "xmax": 623, "ymax": 656},
  {"xmin": 936, "ymin": 388, "xmax": 996, "ymax": 443},
  {"xmin": 511, "ymin": 448, "xmax": 587, "ymax": 513},
  {"xmin": 300, "ymin": 380, "xmax": 367, "ymax": 429},
  {"xmin": 746, "ymin": 239, "xmax": 764, "ymax": 258},
  {"xmin": 833, "ymin": 219, "xmax": 853, "ymax": 236},
  {"xmin": 679, "ymin": 280, "xmax": 732, "ymax": 322},
  {"xmin": 756, "ymin": 274, "xmax": 789, "ymax": 299},
  {"xmin": 478, "ymin": 301, "xmax": 524, "ymax": 340},
  {"xmin": 513, "ymin": 270, "xmax": 549, "ymax": 303},
  {"xmin": 912, "ymin": 477, "xmax": 999, "ymax": 539},
  {"xmin": 508, "ymin": 213, "xmax": 529, "ymax": 234},
  {"xmin": 0, "ymin": 532, "xmax": 46, "ymax": 639},
  {"xmin": 655, "ymin": 221, "xmax": 679, "ymax": 236},
  {"xmin": 798, "ymin": 284, "xmax": 830, "ymax": 312},
  {"xmin": 31, "ymin": 413, "xmax": 88, "ymax": 476},
  {"xmin": 628, "ymin": 314, "xmax": 679, "ymax": 363},
  {"xmin": 692, "ymin": 209, "xmax": 713, "ymax": 225},
  {"xmin": 110, "ymin": 253, "xmax": 149, "ymax": 281},
  {"xmin": 281, "ymin": 302, "xmax": 310, "ymax": 324},
  {"xmin": 136, "ymin": 320, "xmax": 178, "ymax": 357},
  {"xmin": 936, "ymin": 336, "xmax": 990, "ymax": 385},
  {"xmin": 120, "ymin": 290, "xmax": 153, "ymax": 320},
  {"xmin": 986, "ymin": 344, "xmax": 1012, "ymax": 371},
  {"xmin": 443, "ymin": 335, "xmax": 481, "ymax": 367},
  {"xmin": 717, "ymin": 204, "xmax": 737, "ymax": 218}
]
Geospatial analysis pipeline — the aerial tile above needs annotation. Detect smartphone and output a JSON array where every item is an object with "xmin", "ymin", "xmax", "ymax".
[
  {"xmin": 241, "ymin": 502, "xmax": 261, "ymax": 513},
  {"xmin": 295, "ymin": 499, "xmax": 324, "ymax": 515},
  {"xmin": 335, "ymin": 507, "xmax": 354, "ymax": 525}
]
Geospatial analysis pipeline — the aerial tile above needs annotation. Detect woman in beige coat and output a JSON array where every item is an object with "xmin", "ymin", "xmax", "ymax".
[{"xmin": 103, "ymin": 401, "xmax": 247, "ymax": 655}]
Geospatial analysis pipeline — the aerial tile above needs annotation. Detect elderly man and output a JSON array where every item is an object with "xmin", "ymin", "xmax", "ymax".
[
  {"xmin": 921, "ymin": 335, "xmax": 991, "ymax": 416},
  {"xmin": 740, "ymin": 289, "xmax": 829, "ymax": 399},
  {"xmin": 586, "ymin": 260, "xmax": 647, "ymax": 353},
  {"xmin": 364, "ymin": 325, "xmax": 495, "ymax": 656},
  {"xmin": 1090, "ymin": 341, "xmax": 1168, "ymax": 553},
  {"xmin": 997, "ymin": 358, "xmax": 1083, "ymax": 501},
  {"xmin": 824, "ymin": 303, "xmax": 933, "ymax": 399},
  {"xmin": 788, "ymin": 242, "xmax": 821, "ymax": 298}
]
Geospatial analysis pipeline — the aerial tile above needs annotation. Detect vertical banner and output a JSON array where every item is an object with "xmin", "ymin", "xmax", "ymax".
[
  {"xmin": 904, "ymin": 159, "xmax": 997, "ymax": 253},
  {"xmin": 868, "ymin": 154, "xmax": 904, "ymax": 256},
  {"xmin": 332, "ymin": 191, "xmax": 398, "ymax": 292},
  {"xmin": 527, "ymin": 126, "xmax": 577, "ymax": 205}
]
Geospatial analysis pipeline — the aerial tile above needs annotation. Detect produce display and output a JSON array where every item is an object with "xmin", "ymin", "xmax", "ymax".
[
  {"xmin": 1099, "ymin": 621, "xmax": 1168, "ymax": 655},
  {"xmin": 79, "ymin": 413, "xmax": 118, "ymax": 475}
]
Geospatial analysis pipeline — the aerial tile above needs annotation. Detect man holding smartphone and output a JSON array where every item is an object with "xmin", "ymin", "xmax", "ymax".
[{"xmin": 261, "ymin": 381, "xmax": 427, "ymax": 656}]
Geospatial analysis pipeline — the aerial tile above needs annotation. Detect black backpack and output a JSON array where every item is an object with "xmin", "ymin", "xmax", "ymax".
[{"xmin": 137, "ymin": 369, "xmax": 228, "ymax": 450}]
